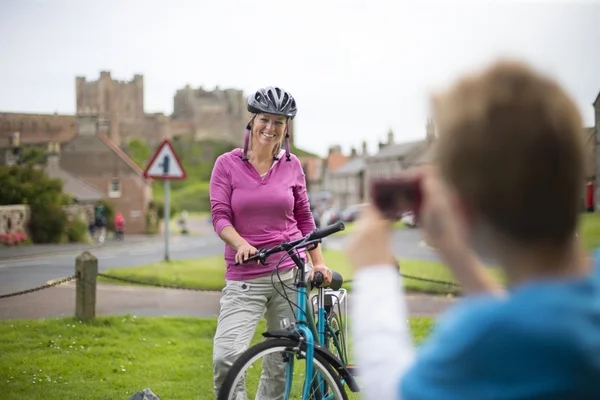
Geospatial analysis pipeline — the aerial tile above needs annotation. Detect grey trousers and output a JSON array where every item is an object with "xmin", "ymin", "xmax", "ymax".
[{"xmin": 213, "ymin": 266, "xmax": 311, "ymax": 399}]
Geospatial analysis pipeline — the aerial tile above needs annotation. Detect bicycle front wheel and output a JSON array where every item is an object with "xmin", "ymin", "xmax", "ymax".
[{"xmin": 217, "ymin": 337, "xmax": 348, "ymax": 400}]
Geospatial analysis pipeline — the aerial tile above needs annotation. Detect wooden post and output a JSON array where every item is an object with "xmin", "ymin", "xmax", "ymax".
[{"xmin": 75, "ymin": 251, "xmax": 98, "ymax": 321}]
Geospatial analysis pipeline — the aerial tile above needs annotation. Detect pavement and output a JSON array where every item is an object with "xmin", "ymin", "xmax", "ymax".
[
  {"xmin": 0, "ymin": 223, "xmax": 462, "ymax": 320},
  {"xmin": 0, "ymin": 280, "xmax": 456, "ymax": 319}
]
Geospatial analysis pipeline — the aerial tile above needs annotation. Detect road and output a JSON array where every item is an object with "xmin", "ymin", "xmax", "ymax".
[
  {"xmin": 0, "ymin": 227, "xmax": 469, "ymax": 319},
  {"xmin": 0, "ymin": 234, "xmax": 226, "ymax": 296},
  {"xmin": 0, "ymin": 228, "xmax": 451, "ymax": 297}
]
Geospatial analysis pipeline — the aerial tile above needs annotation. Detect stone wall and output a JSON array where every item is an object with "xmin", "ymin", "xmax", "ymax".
[
  {"xmin": 60, "ymin": 132, "xmax": 151, "ymax": 234},
  {"xmin": 76, "ymin": 71, "xmax": 144, "ymax": 119},
  {"xmin": 0, "ymin": 205, "xmax": 30, "ymax": 235},
  {"xmin": 172, "ymin": 85, "xmax": 249, "ymax": 145},
  {"xmin": 0, "ymin": 113, "xmax": 78, "ymax": 145}
]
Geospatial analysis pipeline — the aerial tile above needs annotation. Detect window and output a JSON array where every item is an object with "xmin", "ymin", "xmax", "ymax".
[{"xmin": 108, "ymin": 177, "xmax": 121, "ymax": 198}]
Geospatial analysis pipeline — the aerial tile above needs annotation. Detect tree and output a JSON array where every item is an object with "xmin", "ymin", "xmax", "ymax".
[{"xmin": 0, "ymin": 165, "xmax": 70, "ymax": 243}]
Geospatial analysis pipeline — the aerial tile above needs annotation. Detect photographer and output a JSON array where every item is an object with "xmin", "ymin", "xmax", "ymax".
[{"xmin": 347, "ymin": 60, "xmax": 600, "ymax": 399}]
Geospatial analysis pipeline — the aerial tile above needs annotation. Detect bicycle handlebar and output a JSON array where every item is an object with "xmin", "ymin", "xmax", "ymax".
[{"xmin": 234, "ymin": 221, "xmax": 346, "ymax": 266}]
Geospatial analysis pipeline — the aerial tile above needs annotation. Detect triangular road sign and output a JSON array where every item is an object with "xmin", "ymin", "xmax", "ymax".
[{"xmin": 143, "ymin": 139, "xmax": 187, "ymax": 180}]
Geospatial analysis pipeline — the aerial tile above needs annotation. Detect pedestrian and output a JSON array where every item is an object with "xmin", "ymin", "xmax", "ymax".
[
  {"xmin": 93, "ymin": 201, "xmax": 107, "ymax": 244},
  {"xmin": 347, "ymin": 60, "xmax": 600, "ymax": 399},
  {"xmin": 209, "ymin": 86, "xmax": 333, "ymax": 397},
  {"xmin": 115, "ymin": 212, "xmax": 125, "ymax": 241}
]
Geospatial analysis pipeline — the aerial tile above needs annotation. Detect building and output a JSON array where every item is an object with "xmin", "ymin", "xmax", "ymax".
[
  {"xmin": 362, "ymin": 121, "xmax": 436, "ymax": 201},
  {"xmin": 0, "ymin": 71, "xmax": 249, "ymax": 149},
  {"xmin": 328, "ymin": 142, "xmax": 368, "ymax": 209},
  {"xmin": 1, "ymin": 116, "xmax": 152, "ymax": 234}
]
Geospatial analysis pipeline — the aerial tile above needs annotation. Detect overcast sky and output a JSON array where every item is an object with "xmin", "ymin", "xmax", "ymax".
[{"xmin": 1, "ymin": 0, "xmax": 599, "ymax": 156}]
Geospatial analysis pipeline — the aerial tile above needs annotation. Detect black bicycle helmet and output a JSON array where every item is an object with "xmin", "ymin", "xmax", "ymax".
[{"xmin": 247, "ymin": 86, "xmax": 297, "ymax": 118}]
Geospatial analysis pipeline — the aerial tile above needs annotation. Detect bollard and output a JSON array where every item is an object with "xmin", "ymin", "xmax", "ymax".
[{"xmin": 75, "ymin": 251, "xmax": 98, "ymax": 321}]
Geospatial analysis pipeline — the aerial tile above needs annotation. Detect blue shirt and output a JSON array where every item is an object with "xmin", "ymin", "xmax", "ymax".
[{"xmin": 401, "ymin": 251, "xmax": 600, "ymax": 399}]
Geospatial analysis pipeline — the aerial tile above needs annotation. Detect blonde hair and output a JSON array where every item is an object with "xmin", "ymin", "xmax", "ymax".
[{"xmin": 433, "ymin": 59, "xmax": 585, "ymax": 246}]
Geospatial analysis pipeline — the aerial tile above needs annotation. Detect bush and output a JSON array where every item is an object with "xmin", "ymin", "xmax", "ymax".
[
  {"xmin": 0, "ymin": 165, "xmax": 70, "ymax": 243},
  {"xmin": 28, "ymin": 202, "xmax": 68, "ymax": 243},
  {"xmin": 170, "ymin": 181, "xmax": 211, "ymax": 213},
  {"xmin": 66, "ymin": 217, "xmax": 90, "ymax": 243},
  {"xmin": 125, "ymin": 139, "xmax": 152, "ymax": 168},
  {"xmin": 151, "ymin": 199, "xmax": 177, "ymax": 220},
  {"xmin": 98, "ymin": 199, "xmax": 116, "ymax": 232},
  {"xmin": 0, "ymin": 232, "xmax": 31, "ymax": 246}
]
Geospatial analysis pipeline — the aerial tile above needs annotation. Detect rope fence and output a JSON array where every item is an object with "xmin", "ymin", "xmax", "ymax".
[{"xmin": 0, "ymin": 263, "xmax": 461, "ymax": 301}]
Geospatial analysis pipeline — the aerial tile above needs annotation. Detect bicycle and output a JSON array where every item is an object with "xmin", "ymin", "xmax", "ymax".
[{"xmin": 217, "ymin": 220, "xmax": 361, "ymax": 400}]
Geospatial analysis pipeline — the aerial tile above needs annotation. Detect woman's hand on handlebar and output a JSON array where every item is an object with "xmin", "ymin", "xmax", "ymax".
[
  {"xmin": 310, "ymin": 263, "xmax": 333, "ymax": 287},
  {"xmin": 235, "ymin": 242, "xmax": 258, "ymax": 265}
]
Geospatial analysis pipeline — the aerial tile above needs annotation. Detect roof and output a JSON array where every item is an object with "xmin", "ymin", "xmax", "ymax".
[
  {"xmin": 594, "ymin": 91, "xmax": 600, "ymax": 107},
  {"xmin": 98, "ymin": 132, "xmax": 150, "ymax": 182},
  {"xmin": 368, "ymin": 140, "xmax": 424, "ymax": 161},
  {"xmin": 297, "ymin": 156, "xmax": 323, "ymax": 181},
  {"xmin": 410, "ymin": 142, "xmax": 437, "ymax": 166},
  {"xmin": 584, "ymin": 126, "xmax": 595, "ymax": 144},
  {"xmin": 45, "ymin": 161, "xmax": 104, "ymax": 202},
  {"xmin": 332, "ymin": 156, "xmax": 366, "ymax": 176},
  {"xmin": 327, "ymin": 152, "xmax": 349, "ymax": 172}
]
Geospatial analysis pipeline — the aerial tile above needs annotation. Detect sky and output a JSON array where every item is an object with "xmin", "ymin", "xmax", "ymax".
[{"xmin": 1, "ymin": 0, "xmax": 599, "ymax": 157}]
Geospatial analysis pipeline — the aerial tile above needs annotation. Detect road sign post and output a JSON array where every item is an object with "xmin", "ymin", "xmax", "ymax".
[{"xmin": 143, "ymin": 139, "xmax": 187, "ymax": 262}]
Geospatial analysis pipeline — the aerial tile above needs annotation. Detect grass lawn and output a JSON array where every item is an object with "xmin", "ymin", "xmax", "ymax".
[
  {"xmin": 0, "ymin": 316, "xmax": 435, "ymax": 399},
  {"xmin": 99, "ymin": 249, "xmax": 506, "ymax": 296},
  {"xmin": 580, "ymin": 213, "xmax": 600, "ymax": 251}
]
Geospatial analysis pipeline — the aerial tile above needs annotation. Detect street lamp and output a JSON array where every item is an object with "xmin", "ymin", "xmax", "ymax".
[{"xmin": 9, "ymin": 132, "xmax": 22, "ymax": 165}]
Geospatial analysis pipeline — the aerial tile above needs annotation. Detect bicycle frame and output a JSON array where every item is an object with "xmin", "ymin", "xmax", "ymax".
[
  {"xmin": 281, "ymin": 247, "xmax": 317, "ymax": 399},
  {"xmin": 279, "ymin": 246, "xmax": 349, "ymax": 400}
]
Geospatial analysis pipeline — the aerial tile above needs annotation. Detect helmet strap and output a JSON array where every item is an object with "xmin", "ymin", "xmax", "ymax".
[
  {"xmin": 284, "ymin": 118, "xmax": 291, "ymax": 162},
  {"xmin": 242, "ymin": 116, "xmax": 256, "ymax": 161}
]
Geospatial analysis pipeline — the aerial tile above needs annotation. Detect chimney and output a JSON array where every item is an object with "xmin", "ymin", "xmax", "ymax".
[
  {"xmin": 328, "ymin": 145, "xmax": 342, "ymax": 155},
  {"xmin": 45, "ymin": 142, "xmax": 61, "ymax": 170},
  {"xmin": 350, "ymin": 147, "xmax": 357, "ymax": 158},
  {"xmin": 378, "ymin": 141, "xmax": 385, "ymax": 150},
  {"xmin": 387, "ymin": 128, "xmax": 394, "ymax": 145},
  {"xmin": 98, "ymin": 118, "xmax": 110, "ymax": 137},
  {"xmin": 361, "ymin": 140, "xmax": 368, "ymax": 157}
]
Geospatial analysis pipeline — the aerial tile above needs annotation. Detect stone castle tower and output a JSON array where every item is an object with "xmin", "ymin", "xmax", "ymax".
[
  {"xmin": 76, "ymin": 71, "xmax": 145, "ymax": 145},
  {"xmin": 74, "ymin": 72, "xmax": 250, "ymax": 146},
  {"xmin": 171, "ymin": 85, "xmax": 248, "ymax": 144}
]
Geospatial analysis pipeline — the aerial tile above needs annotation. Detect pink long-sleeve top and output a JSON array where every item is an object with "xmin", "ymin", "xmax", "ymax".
[{"xmin": 209, "ymin": 148, "xmax": 316, "ymax": 281}]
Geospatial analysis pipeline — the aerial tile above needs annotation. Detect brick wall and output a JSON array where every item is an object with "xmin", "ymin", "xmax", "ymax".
[
  {"xmin": 0, "ymin": 113, "xmax": 77, "ymax": 144},
  {"xmin": 60, "ymin": 134, "xmax": 151, "ymax": 233}
]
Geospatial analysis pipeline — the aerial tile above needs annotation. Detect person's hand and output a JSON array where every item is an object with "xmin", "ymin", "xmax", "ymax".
[
  {"xmin": 235, "ymin": 242, "xmax": 258, "ymax": 265},
  {"xmin": 345, "ymin": 204, "xmax": 396, "ymax": 271},
  {"xmin": 412, "ymin": 166, "xmax": 469, "ymax": 256},
  {"xmin": 310, "ymin": 263, "xmax": 333, "ymax": 286}
]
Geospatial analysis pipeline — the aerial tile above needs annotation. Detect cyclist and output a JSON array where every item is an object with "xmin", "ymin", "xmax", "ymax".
[
  {"xmin": 347, "ymin": 60, "xmax": 600, "ymax": 399},
  {"xmin": 209, "ymin": 86, "xmax": 333, "ymax": 397}
]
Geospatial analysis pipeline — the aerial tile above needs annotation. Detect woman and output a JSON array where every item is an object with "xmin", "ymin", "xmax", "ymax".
[{"xmin": 209, "ymin": 86, "xmax": 333, "ymax": 397}]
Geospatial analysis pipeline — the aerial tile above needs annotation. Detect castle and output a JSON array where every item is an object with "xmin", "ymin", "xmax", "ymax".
[{"xmin": 0, "ymin": 71, "xmax": 284, "ymax": 149}]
